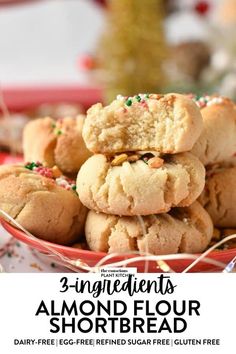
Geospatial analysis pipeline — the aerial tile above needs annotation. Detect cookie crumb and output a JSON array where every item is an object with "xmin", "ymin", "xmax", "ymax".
[
  {"xmin": 30, "ymin": 263, "xmax": 43, "ymax": 271},
  {"xmin": 52, "ymin": 165, "xmax": 62, "ymax": 178},
  {"xmin": 127, "ymin": 154, "xmax": 139, "ymax": 162},
  {"xmin": 111, "ymin": 154, "xmax": 128, "ymax": 166},
  {"xmin": 148, "ymin": 157, "xmax": 164, "ymax": 168}
]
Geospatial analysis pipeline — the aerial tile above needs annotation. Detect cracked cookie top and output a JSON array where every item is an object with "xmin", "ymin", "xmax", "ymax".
[
  {"xmin": 0, "ymin": 163, "xmax": 87, "ymax": 245},
  {"xmin": 85, "ymin": 201, "xmax": 213, "ymax": 255},
  {"xmin": 76, "ymin": 152, "xmax": 205, "ymax": 216}
]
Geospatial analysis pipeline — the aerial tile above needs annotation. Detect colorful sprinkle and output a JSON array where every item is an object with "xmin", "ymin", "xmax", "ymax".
[
  {"xmin": 125, "ymin": 98, "xmax": 132, "ymax": 106},
  {"xmin": 34, "ymin": 166, "xmax": 54, "ymax": 179},
  {"xmin": 55, "ymin": 176, "xmax": 76, "ymax": 192},
  {"xmin": 141, "ymin": 100, "xmax": 148, "ymax": 109},
  {"xmin": 25, "ymin": 162, "xmax": 41, "ymax": 170},
  {"xmin": 24, "ymin": 162, "xmax": 77, "ymax": 193},
  {"xmin": 116, "ymin": 93, "xmax": 163, "ymax": 111},
  {"xmin": 190, "ymin": 94, "xmax": 224, "ymax": 108},
  {"xmin": 116, "ymin": 94, "xmax": 125, "ymax": 101},
  {"xmin": 51, "ymin": 119, "xmax": 64, "ymax": 136}
]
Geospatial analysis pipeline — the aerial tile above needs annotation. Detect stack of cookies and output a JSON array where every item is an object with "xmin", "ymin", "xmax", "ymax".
[
  {"xmin": 190, "ymin": 94, "xmax": 236, "ymax": 248},
  {"xmin": 77, "ymin": 93, "xmax": 213, "ymax": 255},
  {"xmin": 7, "ymin": 93, "xmax": 235, "ymax": 254}
]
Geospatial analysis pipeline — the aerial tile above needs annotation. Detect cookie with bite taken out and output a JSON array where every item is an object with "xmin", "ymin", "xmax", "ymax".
[{"xmin": 83, "ymin": 93, "xmax": 203, "ymax": 155}]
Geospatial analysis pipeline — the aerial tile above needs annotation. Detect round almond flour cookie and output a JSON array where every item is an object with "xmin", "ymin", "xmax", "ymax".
[
  {"xmin": 77, "ymin": 152, "xmax": 205, "ymax": 216},
  {"xmin": 199, "ymin": 166, "xmax": 236, "ymax": 228},
  {"xmin": 23, "ymin": 115, "xmax": 92, "ymax": 175},
  {"xmin": 221, "ymin": 155, "xmax": 236, "ymax": 168},
  {"xmin": 0, "ymin": 163, "xmax": 87, "ymax": 245},
  {"xmin": 83, "ymin": 93, "xmax": 203, "ymax": 154},
  {"xmin": 85, "ymin": 201, "xmax": 213, "ymax": 255},
  {"xmin": 190, "ymin": 95, "xmax": 236, "ymax": 166}
]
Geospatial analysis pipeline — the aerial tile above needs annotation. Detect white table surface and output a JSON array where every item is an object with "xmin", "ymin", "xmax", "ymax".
[{"xmin": 0, "ymin": 225, "xmax": 70, "ymax": 272}]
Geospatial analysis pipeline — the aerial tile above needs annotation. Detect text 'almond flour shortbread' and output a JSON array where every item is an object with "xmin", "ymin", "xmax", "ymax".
[
  {"xmin": 23, "ymin": 115, "xmax": 92, "ymax": 175},
  {"xmin": 199, "ymin": 166, "xmax": 236, "ymax": 228},
  {"xmin": 0, "ymin": 163, "xmax": 87, "ymax": 245},
  {"xmin": 190, "ymin": 95, "xmax": 236, "ymax": 166},
  {"xmin": 83, "ymin": 93, "xmax": 203, "ymax": 154},
  {"xmin": 85, "ymin": 201, "xmax": 213, "ymax": 255},
  {"xmin": 76, "ymin": 152, "xmax": 205, "ymax": 216}
]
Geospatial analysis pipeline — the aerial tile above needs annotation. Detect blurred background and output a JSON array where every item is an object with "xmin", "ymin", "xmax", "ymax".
[
  {"xmin": 0, "ymin": 0, "xmax": 236, "ymax": 97},
  {"xmin": 1, "ymin": 0, "xmax": 236, "ymax": 153}
]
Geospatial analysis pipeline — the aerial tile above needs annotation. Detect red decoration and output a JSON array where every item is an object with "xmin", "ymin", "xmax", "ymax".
[
  {"xmin": 78, "ymin": 54, "xmax": 96, "ymax": 71},
  {"xmin": 92, "ymin": 0, "xmax": 106, "ymax": 7},
  {"xmin": 194, "ymin": 1, "xmax": 210, "ymax": 16}
]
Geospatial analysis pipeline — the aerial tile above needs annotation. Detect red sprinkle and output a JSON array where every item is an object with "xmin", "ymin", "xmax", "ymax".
[
  {"xmin": 35, "ymin": 167, "xmax": 53, "ymax": 179},
  {"xmin": 194, "ymin": 1, "xmax": 210, "ymax": 16},
  {"xmin": 141, "ymin": 100, "xmax": 148, "ymax": 109}
]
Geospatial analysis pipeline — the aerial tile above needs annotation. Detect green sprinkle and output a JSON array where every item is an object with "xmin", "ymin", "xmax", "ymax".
[
  {"xmin": 125, "ymin": 98, "xmax": 132, "ymax": 106},
  {"xmin": 141, "ymin": 157, "xmax": 149, "ymax": 165},
  {"xmin": 136, "ymin": 95, "xmax": 141, "ymax": 102},
  {"xmin": 56, "ymin": 129, "xmax": 62, "ymax": 135},
  {"xmin": 72, "ymin": 185, "xmax": 76, "ymax": 191},
  {"xmin": 141, "ymin": 152, "xmax": 154, "ymax": 165},
  {"xmin": 145, "ymin": 94, "xmax": 150, "ymax": 99},
  {"xmin": 51, "ymin": 123, "xmax": 56, "ymax": 128},
  {"xmin": 25, "ymin": 162, "xmax": 38, "ymax": 170},
  {"xmin": 7, "ymin": 252, "xmax": 12, "ymax": 258}
]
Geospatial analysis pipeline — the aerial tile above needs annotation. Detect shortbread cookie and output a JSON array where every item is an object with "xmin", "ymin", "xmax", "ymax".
[
  {"xmin": 0, "ymin": 163, "xmax": 87, "ymax": 245},
  {"xmin": 85, "ymin": 201, "xmax": 213, "ymax": 254},
  {"xmin": 221, "ymin": 155, "xmax": 236, "ymax": 168},
  {"xmin": 77, "ymin": 152, "xmax": 205, "ymax": 216},
  {"xmin": 191, "ymin": 95, "xmax": 236, "ymax": 166},
  {"xmin": 83, "ymin": 93, "xmax": 203, "ymax": 154},
  {"xmin": 199, "ymin": 166, "xmax": 236, "ymax": 228},
  {"xmin": 23, "ymin": 116, "xmax": 92, "ymax": 175}
]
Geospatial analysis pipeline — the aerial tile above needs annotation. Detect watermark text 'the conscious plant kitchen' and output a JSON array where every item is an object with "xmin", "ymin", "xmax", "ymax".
[{"xmin": 35, "ymin": 275, "xmax": 201, "ymax": 334}]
